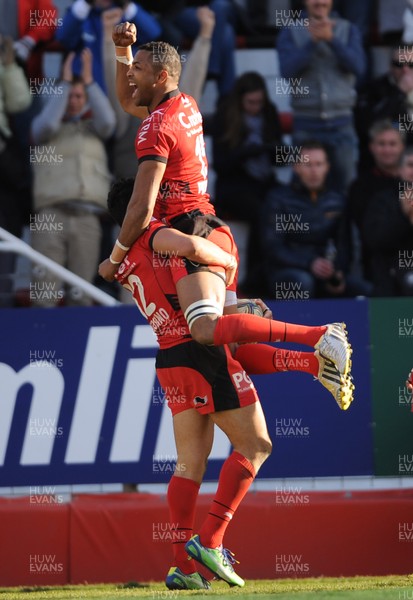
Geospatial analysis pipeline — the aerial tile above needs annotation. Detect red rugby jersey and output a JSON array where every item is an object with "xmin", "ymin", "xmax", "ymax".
[
  {"xmin": 115, "ymin": 225, "xmax": 191, "ymax": 350},
  {"xmin": 135, "ymin": 90, "xmax": 215, "ymax": 223}
]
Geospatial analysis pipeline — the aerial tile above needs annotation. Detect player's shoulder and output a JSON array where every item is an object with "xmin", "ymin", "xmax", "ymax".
[
  {"xmin": 179, "ymin": 91, "xmax": 197, "ymax": 105},
  {"xmin": 137, "ymin": 92, "xmax": 200, "ymax": 142},
  {"xmin": 167, "ymin": 91, "xmax": 200, "ymax": 114}
]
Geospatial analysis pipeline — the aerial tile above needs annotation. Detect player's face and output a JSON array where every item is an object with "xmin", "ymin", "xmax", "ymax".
[
  {"xmin": 66, "ymin": 83, "xmax": 87, "ymax": 117},
  {"xmin": 294, "ymin": 148, "xmax": 329, "ymax": 191},
  {"xmin": 242, "ymin": 90, "xmax": 265, "ymax": 116},
  {"xmin": 369, "ymin": 130, "xmax": 404, "ymax": 170},
  {"xmin": 304, "ymin": 0, "xmax": 332, "ymax": 19},
  {"xmin": 127, "ymin": 51, "xmax": 161, "ymax": 107}
]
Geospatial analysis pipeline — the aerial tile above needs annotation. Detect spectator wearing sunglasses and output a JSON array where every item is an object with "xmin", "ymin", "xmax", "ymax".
[{"xmin": 355, "ymin": 44, "xmax": 413, "ymax": 171}]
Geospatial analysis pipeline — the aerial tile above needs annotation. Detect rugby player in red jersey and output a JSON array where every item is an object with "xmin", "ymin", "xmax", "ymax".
[
  {"xmin": 98, "ymin": 23, "xmax": 354, "ymax": 397},
  {"xmin": 106, "ymin": 179, "xmax": 355, "ymax": 589},
  {"xmin": 108, "ymin": 180, "xmax": 269, "ymax": 589},
  {"xmin": 105, "ymin": 178, "xmax": 354, "ymax": 409}
]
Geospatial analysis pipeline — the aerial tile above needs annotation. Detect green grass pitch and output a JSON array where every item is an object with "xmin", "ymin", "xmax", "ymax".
[{"xmin": 0, "ymin": 576, "xmax": 412, "ymax": 600}]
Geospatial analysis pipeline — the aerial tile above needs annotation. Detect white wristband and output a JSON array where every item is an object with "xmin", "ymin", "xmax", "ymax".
[
  {"xmin": 116, "ymin": 239, "xmax": 130, "ymax": 251},
  {"xmin": 109, "ymin": 255, "xmax": 122, "ymax": 265},
  {"xmin": 116, "ymin": 55, "xmax": 132, "ymax": 66}
]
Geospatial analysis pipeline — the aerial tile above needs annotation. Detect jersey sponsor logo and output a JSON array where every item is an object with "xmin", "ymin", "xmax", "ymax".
[
  {"xmin": 232, "ymin": 370, "xmax": 254, "ymax": 393},
  {"xmin": 150, "ymin": 307, "xmax": 170, "ymax": 333},
  {"xmin": 178, "ymin": 108, "xmax": 203, "ymax": 130}
]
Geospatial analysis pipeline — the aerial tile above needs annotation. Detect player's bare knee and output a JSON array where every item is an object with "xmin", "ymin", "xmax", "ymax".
[
  {"xmin": 234, "ymin": 436, "xmax": 272, "ymax": 468},
  {"xmin": 250, "ymin": 436, "xmax": 272, "ymax": 461},
  {"xmin": 190, "ymin": 315, "xmax": 218, "ymax": 345},
  {"xmin": 184, "ymin": 300, "xmax": 222, "ymax": 345},
  {"xmin": 257, "ymin": 437, "xmax": 272, "ymax": 461},
  {"xmin": 177, "ymin": 455, "xmax": 207, "ymax": 481}
]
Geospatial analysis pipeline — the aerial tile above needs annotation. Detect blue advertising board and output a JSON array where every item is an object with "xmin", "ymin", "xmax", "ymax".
[{"xmin": 0, "ymin": 299, "xmax": 373, "ymax": 486}]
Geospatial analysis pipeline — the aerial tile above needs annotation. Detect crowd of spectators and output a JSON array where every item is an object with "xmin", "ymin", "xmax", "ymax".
[
  {"xmin": 0, "ymin": 0, "xmax": 412, "ymax": 305},
  {"xmin": 262, "ymin": 141, "xmax": 373, "ymax": 299},
  {"xmin": 30, "ymin": 49, "xmax": 115, "ymax": 306},
  {"xmin": 211, "ymin": 71, "xmax": 282, "ymax": 290}
]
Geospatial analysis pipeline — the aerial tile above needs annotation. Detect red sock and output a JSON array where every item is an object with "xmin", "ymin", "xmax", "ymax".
[
  {"xmin": 199, "ymin": 451, "xmax": 255, "ymax": 549},
  {"xmin": 167, "ymin": 476, "xmax": 200, "ymax": 574},
  {"xmin": 213, "ymin": 314, "xmax": 326, "ymax": 347},
  {"xmin": 235, "ymin": 344, "xmax": 319, "ymax": 377}
]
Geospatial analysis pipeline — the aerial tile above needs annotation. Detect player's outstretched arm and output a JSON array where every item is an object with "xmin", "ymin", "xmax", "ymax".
[
  {"xmin": 121, "ymin": 160, "xmax": 166, "ymax": 241},
  {"xmin": 113, "ymin": 21, "xmax": 148, "ymax": 119},
  {"xmin": 152, "ymin": 228, "xmax": 237, "ymax": 286},
  {"xmin": 99, "ymin": 161, "xmax": 166, "ymax": 281}
]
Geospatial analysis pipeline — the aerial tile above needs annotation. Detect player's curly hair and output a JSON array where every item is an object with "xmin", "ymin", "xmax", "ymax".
[
  {"xmin": 107, "ymin": 178, "xmax": 135, "ymax": 226},
  {"xmin": 138, "ymin": 41, "xmax": 182, "ymax": 81}
]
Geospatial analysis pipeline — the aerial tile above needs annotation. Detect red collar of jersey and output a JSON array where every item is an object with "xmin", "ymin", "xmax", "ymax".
[{"xmin": 148, "ymin": 88, "xmax": 181, "ymax": 114}]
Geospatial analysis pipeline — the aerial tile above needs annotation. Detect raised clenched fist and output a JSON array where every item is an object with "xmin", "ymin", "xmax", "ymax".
[{"xmin": 112, "ymin": 21, "xmax": 137, "ymax": 47}]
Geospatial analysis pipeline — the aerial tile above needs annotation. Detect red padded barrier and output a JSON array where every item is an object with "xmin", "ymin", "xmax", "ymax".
[
  {"xmin": 0, "ymin": 490, "xmax": 412, "ymax": 586},
  {"xmin": 222, "ymin": 490, "xmax": 413, "ymax": 579},
  {"xmin": 70, "ymin": 493, "xmax": 172, "ymax": 584},
  {"xmin": 0, "ymin": 496, "xmax": 70, "ymax": 586},
  {"xmin": 70, "ymin": 490, "xmax": 413, "ymax": 584}
]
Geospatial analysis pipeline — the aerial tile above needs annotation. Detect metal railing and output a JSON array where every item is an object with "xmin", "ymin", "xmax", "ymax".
[{"xmin": 0, "ymin": 227, "xmax": 120, "ymax": 307}]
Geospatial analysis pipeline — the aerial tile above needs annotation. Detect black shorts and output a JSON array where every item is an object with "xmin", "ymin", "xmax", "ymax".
[{"xmin": 156, "ymin": 340, "xmax": 258, "ymax": 416}]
